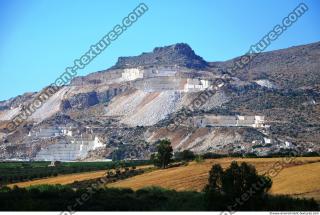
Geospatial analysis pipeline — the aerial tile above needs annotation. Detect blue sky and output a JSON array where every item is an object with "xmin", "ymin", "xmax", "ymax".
[{"xmin": 0, "ymin": 0, "xmax": 319, "ymax": 101}]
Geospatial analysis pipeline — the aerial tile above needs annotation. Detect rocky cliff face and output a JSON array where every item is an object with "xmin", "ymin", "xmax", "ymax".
[
  {"xmin": 113, "ymin": 43, "xmax": 209, "ymax": 69},
  {"xmin": 0, "ymin": 42, "xmax": 319, "ymax": 161}
]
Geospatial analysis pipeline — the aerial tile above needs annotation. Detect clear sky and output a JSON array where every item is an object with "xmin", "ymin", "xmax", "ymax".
[{"xmin": 0, "ymin": 0, "xmax": 319, "ymax": 101}]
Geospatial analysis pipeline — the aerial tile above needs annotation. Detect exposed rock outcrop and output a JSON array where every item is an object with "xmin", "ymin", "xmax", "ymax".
[
  {"xmin": 0, "ymin": 42, "xmax": 320, "ymax": 160},
  {"xmin": 113, "ymin": 43, "xmax": 209, "ymax": 69}
]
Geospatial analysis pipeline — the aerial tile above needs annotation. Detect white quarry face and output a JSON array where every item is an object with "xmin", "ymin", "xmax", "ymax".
[
  {"xmin": 35, "ymin": 136, "xmax": 105, "ymax": 161},
  {"xmin": 150, "ymin": 68, "xmax": 177, "ymax": 77},
  {"xmin": 254, "ymin": 79, "xmax": 275, "ymax": 89},
  {"xmin": 93, "ymin": 136, "xmax": 104, "ymax": 149},
  {"xmin": 121, "ymin": 68, "xmax": 144, "ymax": 81},
  {"xmin": 264, "ymin": 137, "xmax": 272, "ymax": 144},
  {"xmin": 190, "ymin": 115, "xmax": 266, "ymax": 128},
  {"xmin": 183, "ymin": 79, "xmax": 211, "ymax": 92}
]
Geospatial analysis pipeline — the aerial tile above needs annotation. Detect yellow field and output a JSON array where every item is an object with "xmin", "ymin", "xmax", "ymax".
[
  {"xmin": 8, "ymin": 158, "xmax": 320, "ymax": 201},
  {"xmin": 8, "ymin": 170, "xmax": 107, "ymax": 188},
  {"xmin": 270, "ymin": 161, "xmax": 320, "ymax": 198},
  {"xmin": 8, "ymin": 165, "xmax": 152, "ymax": 188},
  {"xmin": 107, "ymin": 157, "xmax": 320, "ymax": 200}
]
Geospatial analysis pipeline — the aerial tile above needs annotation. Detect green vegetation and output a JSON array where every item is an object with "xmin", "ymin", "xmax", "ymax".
[
  {"xmin": 0, "ymin": 185, "xmax": 205, "ymax": 211},
  {"xmin": 150, "ymin": 139, "xmax": 173, "ymax": 168},
  {"xmin": 174, "ymin": 149, "xmax": 195, "ymax": 161},
  {"xmin": 0, "ymin": 160, "xmax": 150, "ymax": 185},
  {"xmin": 0, "ymin": 184, "xmax": 317, "ymax": 211},
  {"xmin": 203, "ymin": 161, "xmax": 318, "ymax": 211},
  {"xmin": 195, "ymin": 155, "xmax": 205, "ymax": 163},
  {"xmin": 204, "ymin": 161, "xmax": 272, "ymax": 210}
]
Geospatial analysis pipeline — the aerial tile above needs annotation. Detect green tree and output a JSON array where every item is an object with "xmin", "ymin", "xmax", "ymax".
[
  {"xmin": 150, "ymin": 153, "xmax": 160, "ymax": 167},
  {"xmin": 204, "ymin": 164, "xmax": 226, "ymax": 210},
  {"xmin": 205, "ymin": 164, "xmax": 223, "ymax": 193},
  {"xmin": 222, "ymin": 161, "xmax": 272, "ymax": 198},
  {"xmin": 205, "ymin": 161, "xmax": 272, "ymax": 210},
  {"xmin": 174, "ymin": 150, "xmax": 195, "ymax": 161},
  {"xmin": 152, "ymin": 139, "xmax": 173, "ymax": 169}
]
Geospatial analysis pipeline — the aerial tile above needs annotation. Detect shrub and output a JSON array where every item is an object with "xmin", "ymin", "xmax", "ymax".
[
  {"xmin": 195, "ymin": 155, "xmax": 204, "ymax": 163},
  {"xmin": 174, "ymin": 150, "xmax": 195, "ymax": 161}
]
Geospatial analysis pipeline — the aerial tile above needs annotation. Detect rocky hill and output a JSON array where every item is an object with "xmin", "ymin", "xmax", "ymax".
[
  {"xmin": 0, "ymin": 42, "xmax": 319, "ymax": 161},
  {"xmin": 113, "ymin": 43, "xmax": 209, "ymax": 69},
  {"xmin": 214, "ymin": 41, "xmax": 320, "ymax": 89}
]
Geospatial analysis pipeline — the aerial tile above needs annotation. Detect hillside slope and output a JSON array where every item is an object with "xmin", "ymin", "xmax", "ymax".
[{"xmin": 0, "ymin": 42, "xmax": 319, "ymax": 160}]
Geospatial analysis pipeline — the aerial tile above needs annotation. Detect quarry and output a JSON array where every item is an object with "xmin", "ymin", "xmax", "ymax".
[
  {"xmin": 35, "ymin": 136, "xmax": 104, "ymax": 161},
  {"xmin": 71, "ymin": 65, "xmax": 215, "ymax": 94},
  {"xmin": 123, "ymin": 67, "xmax": 213, "ymax": 92},
  {"xmin": 187, "ymin": 115, "xmax": 266, "ymax": 128},
  {"xmin": 0, "ymin": 42, "xmax": 319, "ymax": 161},
  {"xmin": 25, "ymin": 126, "xmax": 105, "ymax": 161}
]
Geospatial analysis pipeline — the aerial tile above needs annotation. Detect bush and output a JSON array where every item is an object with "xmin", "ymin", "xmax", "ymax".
[
  {"xmin": 195, "ymin": 155, "xmax": 204, "ymax": 163},
  {"xmin": 202, "ymin": 153, "xmax": 226, "ymax": 159},
  {"xmin": 174, "ymin": 150, "xmax": 195, "ymax": 161}
]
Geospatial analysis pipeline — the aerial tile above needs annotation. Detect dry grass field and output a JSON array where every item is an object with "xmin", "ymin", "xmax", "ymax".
[
  {"xmin": 8, "ymin": 157, "xmax": 320, "ymax": 201},
  {"xmin": 107, "ymin": 157, "xmax": 320, "ymax": 200},
  {"xmin": 8, "ymin": 170, "xmax": 107, "ymax": 188},
  {"xmin": 270, "ymin": 161, "xmax": 320, "ymax": 199},
  {"xmin": 8, "ymin": 165, "xmax": 152, "ymax": 188}
]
